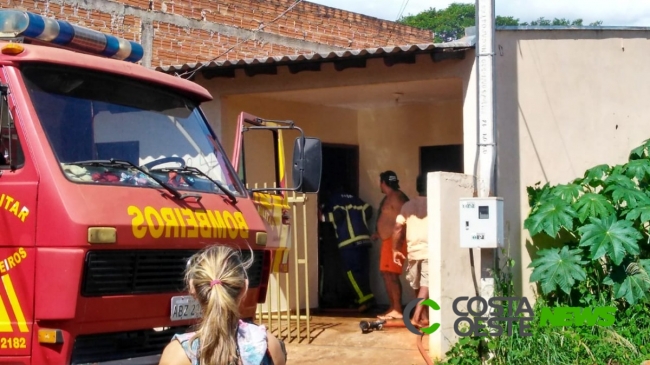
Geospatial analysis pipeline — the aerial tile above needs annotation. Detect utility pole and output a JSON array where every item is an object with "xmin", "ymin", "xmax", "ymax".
[
  {"xmin": 475, "ymin": 0, "xmax": 497, "ymax": 299},
  {"xmin": 476, "ymin": 0, "xmax": 496, "ymax": 198}
]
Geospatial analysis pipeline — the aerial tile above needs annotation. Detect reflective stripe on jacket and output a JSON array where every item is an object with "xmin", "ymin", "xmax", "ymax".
[{"xmin": 321, "ymin": 193, "xmax": 373, "ymax": 248}]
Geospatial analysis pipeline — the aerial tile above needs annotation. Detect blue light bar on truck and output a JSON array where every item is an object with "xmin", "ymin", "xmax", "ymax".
[{"xmin": 0, "ymin": 10, "xmax": 144, "ymax": 63}]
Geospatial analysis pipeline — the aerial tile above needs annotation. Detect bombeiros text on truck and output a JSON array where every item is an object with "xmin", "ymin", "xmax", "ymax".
[{"xmin": 0, "ymin": 9, "xmax": 322, "ymax": 365}]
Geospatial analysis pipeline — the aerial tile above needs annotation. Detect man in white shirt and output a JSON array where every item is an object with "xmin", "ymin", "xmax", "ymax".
[{"xmin": 392, "ymin": 174, "xmax": 429, "ymax": 328}]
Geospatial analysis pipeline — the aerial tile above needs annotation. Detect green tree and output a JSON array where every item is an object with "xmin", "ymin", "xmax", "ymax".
[
  {"xmin": 397, "ymin": 3, "xmax": 474, "ymax": 42},
  {"xmin": 398, "ymin": 3, "xmax": 603, "ymax": 42},
  {"xmin": 495, "ymin": 16, "xmax": 519, "ymax": 26}
]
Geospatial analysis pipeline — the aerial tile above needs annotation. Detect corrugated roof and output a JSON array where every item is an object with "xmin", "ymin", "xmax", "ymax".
[
  {"xmin": 155, "ymin": 25, "xmax": 650, "ymax": 74},
  {"xmin": 155, "ymin": 35, "xmax": 476, "ymax": 74}
]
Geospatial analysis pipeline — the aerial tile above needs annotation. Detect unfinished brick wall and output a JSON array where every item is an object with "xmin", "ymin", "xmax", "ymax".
[
  {"xmin": 1, "ymin": 0, "xmax": 143, "ymax": 44},
  {"xmin": 1, "ymin": 0, "xmax": 433, "ymax": 68},
  {"xmin": 136, "ymin": 0, "xmax": 433, "ymax": 48},
  {"xmin": 152, "ymin": 20, "xmax": 313, "ymax": 66}
]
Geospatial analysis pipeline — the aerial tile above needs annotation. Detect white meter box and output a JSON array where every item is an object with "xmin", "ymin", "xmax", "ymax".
[{"xmin": 459, "ymin": 197, "xmax": 504, "ymax": 248}]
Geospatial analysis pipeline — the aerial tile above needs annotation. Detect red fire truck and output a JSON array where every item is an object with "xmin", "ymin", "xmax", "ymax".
[{"xmin": 0, "ymin": 9, "xmax": 321, "ymax": 365}]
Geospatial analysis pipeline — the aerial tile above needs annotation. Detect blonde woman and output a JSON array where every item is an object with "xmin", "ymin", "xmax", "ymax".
[{"xmin": 159, "ymin": 245, "xmax": 287, "ymax": 365}]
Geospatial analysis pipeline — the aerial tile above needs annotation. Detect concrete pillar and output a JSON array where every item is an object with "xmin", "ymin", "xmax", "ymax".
[
  {"xmin": 427, "ymin": 171, "xmax": 482, "ymax": 360},
  {"xmin": 140, "ymin": 20, "xmax": 154, "ymax": 68}
]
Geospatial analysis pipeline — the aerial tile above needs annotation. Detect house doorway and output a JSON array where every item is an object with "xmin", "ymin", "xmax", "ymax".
[
  {"xmin": 420, "ymin": 144, "xmax": 464, "ymax": 174},
  {"xmin": 317, "ymin": 144, "xmax": 359, "ymax": 309}
]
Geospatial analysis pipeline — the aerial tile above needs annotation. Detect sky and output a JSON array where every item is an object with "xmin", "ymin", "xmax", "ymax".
[{"xmin": 308, "ymin": 0, "xmax": 650, "ymax": 27}]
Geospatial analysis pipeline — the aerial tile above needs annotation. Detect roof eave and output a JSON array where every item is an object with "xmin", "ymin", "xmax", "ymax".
[{"xmin": 155, "ymin": 34, "xmax": 477, "ymax": 75}]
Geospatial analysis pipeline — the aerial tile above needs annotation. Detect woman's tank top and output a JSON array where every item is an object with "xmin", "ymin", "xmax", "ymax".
[{"xmin": 171, "ymin": 320, "xmax": 274, "ymax": 365}]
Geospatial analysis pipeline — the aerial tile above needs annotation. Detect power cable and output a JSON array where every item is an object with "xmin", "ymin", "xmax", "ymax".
[
  {"xmin": 396, "ymin": 0, "xmax": 410, "ymax": 21},
  {"xmin": 177, "ymin": 0, "xmax": 304, "ymax": 80},
  {"xmin": 395, "ymin": 0, "xmax": 407, "ymax": 20}
]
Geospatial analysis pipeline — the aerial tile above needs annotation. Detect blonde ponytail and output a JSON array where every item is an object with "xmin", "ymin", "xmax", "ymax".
[{"xmin": 185, "ymin": 245, "xmax": 254, "ymax": 365}]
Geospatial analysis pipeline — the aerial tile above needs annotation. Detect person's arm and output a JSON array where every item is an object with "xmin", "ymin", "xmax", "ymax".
[
  {"xmin": 321, "ymin": 207, "xmax": 344, "ymax": 223},
  {"xmin": 391, "ymin": 206, "xmax": 408, "ymax": 265},
  {"xmin": 399, "ymin": 190, "xmax": 409, "ymax": 204},
  {"xmin": 320, "ymin": 202, "xmax": 334, "ymax": 223},
  {"xmin": 266, "ymin": 330, "xmax": 287, "ymax": 365},
  {"xmin": 319, "ymin": 210, "xmax": 329, "ymax": 223},
  {"xmin": 372, "ymin": 197, "xmax": 386, "ymax": 239},
  {"xmin": 392, "ymin": 220, "xmax": 406, "ymax": 253},
  {"xmin": 364, "ymin": 203, "xmax": 373, "ymax": 221},
  {"xmin": 158, "ymin": 340, "xmax": 191, "ymax": 365},
  {"xmin": 377, "ymin": 196, "xmax": 386, "ymax": 221}
]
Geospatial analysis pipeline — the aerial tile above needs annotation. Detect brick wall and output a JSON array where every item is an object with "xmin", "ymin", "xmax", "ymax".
[
  {"xmin": 152, "ymin": 20, "xmax": 309, "ymax": 66},
  {"xmin": 137, "ymin": 0, "xmax": 433, "ymax": 48},
  {"xmin": 3, "ymin": 0, "xmax": 143, "ymax": 46},
  {"xmin": 1, "ymin": 0, "xmax": 433, "ymax": 67}
]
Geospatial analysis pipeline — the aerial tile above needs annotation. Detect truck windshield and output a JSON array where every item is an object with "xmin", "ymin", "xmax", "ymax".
[{"xmin": 19, "ymin": 63, "xmax": 245, "ymax": 197}]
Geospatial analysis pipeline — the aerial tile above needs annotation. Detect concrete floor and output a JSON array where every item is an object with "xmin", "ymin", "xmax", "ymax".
[{"xmin": 264, "ymin": 311, "xmax": 433, "ymax": 364}]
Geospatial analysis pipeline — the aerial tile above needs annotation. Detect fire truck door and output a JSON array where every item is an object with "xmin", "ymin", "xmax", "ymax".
[
  {"xmin": 246, "ymin": 127, "xmax": 291, "ymax": 273},
  {"xmin": 0, "ymin": 75, "xmax": 37, "ymax": 356},
  {"xmin": 231, "ymin": 113, "xmax": 292, "ymax": 273}
]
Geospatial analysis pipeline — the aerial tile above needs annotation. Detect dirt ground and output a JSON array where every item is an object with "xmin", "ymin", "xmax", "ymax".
[{"xmin": 265, "ymin": 311, "xmax": 433, "ymax": 365}]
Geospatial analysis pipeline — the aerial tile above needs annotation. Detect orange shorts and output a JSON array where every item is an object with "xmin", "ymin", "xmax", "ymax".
[{"xmin": 380, "ymin": 238, "xmax": 406, "ymax": 274}]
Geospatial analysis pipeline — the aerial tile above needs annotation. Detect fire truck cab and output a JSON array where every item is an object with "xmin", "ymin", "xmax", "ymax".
[{"xmin": 0, "ymin": 9, "xmax": 321, "ymax": 365}]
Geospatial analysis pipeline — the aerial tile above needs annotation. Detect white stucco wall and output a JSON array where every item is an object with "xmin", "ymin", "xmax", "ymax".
[{"xmin": 495, "ymin": 28, "xmax": 650, "ymax": 300}]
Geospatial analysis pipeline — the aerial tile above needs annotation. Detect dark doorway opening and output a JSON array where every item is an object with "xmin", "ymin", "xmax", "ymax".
[
  {"xmin": 317, "ymin": 144, "xmax": 359, "ymax": 309},
  {"xmin": 420, "ymin": 144, "xmax": 464, "ymax": 175}
]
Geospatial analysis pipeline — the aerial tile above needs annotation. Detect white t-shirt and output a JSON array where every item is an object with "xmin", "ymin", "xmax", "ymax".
[{"xmin": 395, "ymin": 196, "xmax": 428, "ymax": 261}]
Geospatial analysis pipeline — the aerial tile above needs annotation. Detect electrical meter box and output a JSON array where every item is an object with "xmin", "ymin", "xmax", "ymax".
[{"xmin": 459, "ymin": 197, "xmax": 504, "ymax": 248}]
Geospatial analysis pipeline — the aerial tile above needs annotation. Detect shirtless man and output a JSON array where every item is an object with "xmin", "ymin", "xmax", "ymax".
[{"xmin": 372, "ymin": 170, "xmax": 408, "ymax": 320}]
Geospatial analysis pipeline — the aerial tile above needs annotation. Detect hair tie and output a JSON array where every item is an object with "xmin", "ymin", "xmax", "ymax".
[{"xmin": 210, "ymin": 279, "xmax": 222, "ymax": 287}]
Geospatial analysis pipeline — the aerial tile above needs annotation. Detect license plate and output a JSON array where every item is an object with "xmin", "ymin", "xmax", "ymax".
[{"xmin": 170, "ymin": 295, "xmax": 202, "ymax": 321}]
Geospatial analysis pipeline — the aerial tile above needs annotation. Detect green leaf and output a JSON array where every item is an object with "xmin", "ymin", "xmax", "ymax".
[
  {"xmin": 582, "ymin": 164, "xmax": 610, "ymax": 185},
  {"xmin": 578, "ymin": 215, "xmax": 642, "ymax": 265},
  {"xmin": 552, "ymin": 184, "xmax": 582, "ymax": 204},
  {"xmin": 629, "ymin": 138, "xmax": 650, "ymax": 160},
  {"xmin": 487, "ymin": 340, "xmax": 497, "ymax": 350},
  {"xmin": 604, "ymin": 173, "xmax": 636, "ymax": 189},
  {"xmin": 527, "ymin": 182, "xmax": 551, "ymax": 209},
  {"xmin": 605, "ymin": 184, "xmax": 650, "ymax": 208},
  {"xmin": 524, "ymin": 198, "xmax": 577, "ymax": 237},
  {"xmin": 603, "ymin": 259, "xmax": 650, "ymax": 305},
  {"xmin": 528, "ymin": 246, "xmax": 587, "ymax": 295},
  {"xmin": 611, "ymin": 164, "xmax": 625, "ymax": 177},
  {"xmin": 625, "ymin": 204, "xmax": 650, "ymax": 223},
  {"xmin": 572, "ymin": 193, "xmax": 616, "ymax": 223},
  {"xmin": 570, "ymin": 176, "xmax": 584, "ymax": 185},
  {"xmin": 623, "ymin": 159, "xmax": 650, "ymax": 181}
]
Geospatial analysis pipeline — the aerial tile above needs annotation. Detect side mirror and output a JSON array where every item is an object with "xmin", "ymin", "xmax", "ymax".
[{"xmin": 292, "ymin": 137, "xmax": 322, "ymax": 193}]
